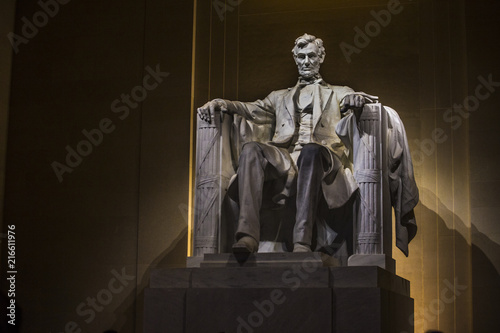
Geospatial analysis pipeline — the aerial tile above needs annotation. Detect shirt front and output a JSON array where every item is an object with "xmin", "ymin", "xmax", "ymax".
[{"xmin": 292, "ymin": 83, "xmax": 316, "ymax": 153}]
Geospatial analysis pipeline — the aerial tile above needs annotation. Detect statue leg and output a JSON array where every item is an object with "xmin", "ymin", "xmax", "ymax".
[
  {"xmin": 235, "ymin": 142, "xmax": 269, "ymax": 244},
  {"xmin": 293, "ymin": 143, "xmax": 330, "ymax": 250}
]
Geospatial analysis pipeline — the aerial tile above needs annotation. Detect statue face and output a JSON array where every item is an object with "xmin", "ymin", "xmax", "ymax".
[{"xmin": 294, "ymin": 42, "xmax": 322, "ymax": 79}]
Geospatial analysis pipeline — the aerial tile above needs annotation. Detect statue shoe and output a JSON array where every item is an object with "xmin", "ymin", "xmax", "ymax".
[
  {"xmin": 293, "ymin": 243, "xmax": 312, "ymax": 253},
  {"xmin": 232, "ymin": 236, "xmax": 259, "ymax": 254}
]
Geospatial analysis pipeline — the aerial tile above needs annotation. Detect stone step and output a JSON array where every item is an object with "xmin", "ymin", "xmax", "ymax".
[{"xmin": 199, "ymin": 251, "xmax": 340, "ymax": 268}]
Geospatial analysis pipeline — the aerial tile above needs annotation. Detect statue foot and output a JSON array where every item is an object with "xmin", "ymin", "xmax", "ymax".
[
  {"xmin": 232, "ymin": 236, "xmax": 258, "ymax": 254},
  {"xmin": 293, "ymin": 243, "xmax": 312, "ymax": 252}
]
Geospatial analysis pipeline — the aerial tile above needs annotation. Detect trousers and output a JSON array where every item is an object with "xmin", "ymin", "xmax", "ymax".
[{"xmin": 235, "ymin": 142, "xmax": 330, "ymax": 245}]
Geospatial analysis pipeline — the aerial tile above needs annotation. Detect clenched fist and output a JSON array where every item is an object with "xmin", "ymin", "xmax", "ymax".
[
  {"xmin": 340, "ymin": 93, "xmax": 378, "ymax": 113},
  {"xmin": 197, "ymin": 99, "xmax": 228, "ymax": 124}
]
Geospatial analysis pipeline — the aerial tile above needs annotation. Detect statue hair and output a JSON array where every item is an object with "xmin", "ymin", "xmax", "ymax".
[{"xmin": 291, "ymin": 33, "xmax": 326, "ymax": 59}]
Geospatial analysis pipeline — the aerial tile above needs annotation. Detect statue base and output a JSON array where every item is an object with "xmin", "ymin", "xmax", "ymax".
[
  {"xmin": 348, "ymin": 253, "xmax": 396, "ymax": 273},
  {"xmin": 144, "ymin": 255, "xmax": 414, "ymax": 333}
]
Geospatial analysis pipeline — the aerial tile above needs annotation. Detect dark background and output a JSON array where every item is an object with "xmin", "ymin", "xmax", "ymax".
[{"xmin": 1, "ymin": 0, "xmax": 499, "ymax": 332}]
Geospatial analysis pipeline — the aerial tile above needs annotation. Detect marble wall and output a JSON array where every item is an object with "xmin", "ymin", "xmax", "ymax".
[
  {"xmin": 1, "ymin": 0, "xmax": 193, "ymax": 332},
  {"xmin": 0, "ymin": 0, "xmax": 16, "ymax": 253},
  {"xmin": 465, "ymin": 1, "xmax": 500, "ymax": 331}
]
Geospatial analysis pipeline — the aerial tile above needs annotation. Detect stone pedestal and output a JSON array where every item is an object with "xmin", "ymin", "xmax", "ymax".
[
  {"xmin": 144, "ymin": 254, "xmax": 414, "ymax": 333},
  {"xmin": 348, "ymin": 253, "xmax": 396, "ymax": 273}
]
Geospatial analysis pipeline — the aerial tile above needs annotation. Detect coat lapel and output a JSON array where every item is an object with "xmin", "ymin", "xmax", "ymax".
[
  {"xmin": 284, "ymin": 83, "xmax": 299, "ymax": 125},
  {"xmin": 313, "ymin": 83, "xmax": 333, "ymax": 129}
]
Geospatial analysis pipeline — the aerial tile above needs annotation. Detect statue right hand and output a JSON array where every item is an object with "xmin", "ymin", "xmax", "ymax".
[{"xmin": 197, "ymin": 99, "xmax": 228, "ymax": 123}]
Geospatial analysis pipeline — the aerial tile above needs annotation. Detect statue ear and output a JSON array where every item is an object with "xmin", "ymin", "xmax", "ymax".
[{"xmin": 319, "ymin": 53, "xmax": 326, "ymax": 64}]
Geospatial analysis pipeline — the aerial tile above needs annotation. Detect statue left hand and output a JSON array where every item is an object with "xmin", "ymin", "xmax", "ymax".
[
  {"xmin": 341, "ymin": 93, "xmax": 378, "ymax": 113},
  {"xmin": 197, "ymin": 99, "xmax": 228, "ymax": 124}
]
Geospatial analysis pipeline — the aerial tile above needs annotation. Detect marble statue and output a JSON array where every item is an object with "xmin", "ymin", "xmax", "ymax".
[{"xmin": 197, "ymin": 33, "xmax": 382, "ymax": 254}]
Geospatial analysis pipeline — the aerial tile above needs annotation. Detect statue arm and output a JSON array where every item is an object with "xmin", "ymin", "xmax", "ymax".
[
  {"xmin": 337, "ymin": 85, "xmax": 355, "ymax": 106},
  {"xmin": 224, "ymin": 92, "xmax": 276, "ymax": 125},
  {"xmin": 198, "ymin": 92, "xmax": 276, "ymax": 125}
]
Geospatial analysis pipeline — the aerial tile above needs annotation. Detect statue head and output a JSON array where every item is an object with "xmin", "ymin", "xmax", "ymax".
[{"xmin": 292, "ymin": 33, "xmax": 326, "ymax": 80}]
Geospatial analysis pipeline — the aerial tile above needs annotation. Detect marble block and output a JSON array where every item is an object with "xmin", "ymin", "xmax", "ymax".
[{"xmin": 144, "ymin": 265, "xmax": 413, "ymax": 333}]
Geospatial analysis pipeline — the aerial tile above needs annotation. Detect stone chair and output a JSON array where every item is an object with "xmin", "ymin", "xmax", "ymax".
[{"xmin": 191, "ymin": 103, "xmax": 418, "ymax": 272}]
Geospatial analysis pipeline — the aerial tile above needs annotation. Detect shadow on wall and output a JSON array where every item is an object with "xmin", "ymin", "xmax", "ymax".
[
  {"xmin": 470, "ymin": 221, "xmax": 500, "ymax": 332},
  {"xmin": 415, "ymin": 188, "xmax": 500, "ymax": 332},
  {"xmin": 109, "ymin": 226, "xmax": 188, "ymax": 332}
]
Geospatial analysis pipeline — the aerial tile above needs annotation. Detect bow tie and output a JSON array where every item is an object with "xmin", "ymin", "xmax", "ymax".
[{"xmin": 298, "ymin": 75, "xmax": 324, "ymax": 87}]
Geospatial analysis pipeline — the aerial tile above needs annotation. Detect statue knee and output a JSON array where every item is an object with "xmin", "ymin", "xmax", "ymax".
[
  {"xmin": 240, "ymin": 142, "xmax": 262, "ymax": 157},
  {"xmin": 299, "ymin": 143, "xmax": 323, "ymax": 162},
  {"xmin": 239, "ymin": 142, "xmax": 265, "ymax": 167}
]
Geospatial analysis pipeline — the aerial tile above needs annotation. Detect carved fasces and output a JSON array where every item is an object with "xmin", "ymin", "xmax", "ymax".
[
  {"xmin": 346, "ymin": 103, "xmax": 392, "ymax": 259},
  {"xmin": 194, "ymin": 109, "xmax": 222, "ymax": 256},
  {"xmin": 194, "ymin": 109, "xmax": 235, "ymax": 256},
  {"xmin": 352, "ymin": 104, "xmax": 382, "ymax": 254}
]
